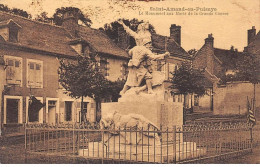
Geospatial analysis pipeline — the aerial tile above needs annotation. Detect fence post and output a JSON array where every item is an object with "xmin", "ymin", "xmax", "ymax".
[
  {"xmin": 24, "ymin": 126, "xmax": 27, "ymax": 163},
  {"xmin": 73, "ymin": 123, "xmax": 75, "ymax": 154},
  {"xmin": 173, "ymin": 126, "xmax": 176, "ymax": 163},
  {"xmin": 250, "ymin": 127, "xmax": 253, "ymax": 153},
  {"xmin": 102, "ymin": 128, "xmax": 104, "ymax": 164}
]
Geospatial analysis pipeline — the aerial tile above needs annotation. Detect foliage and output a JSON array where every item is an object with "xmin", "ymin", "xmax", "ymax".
[
  {"xmin": 52, "ymin": 7, "xmax": 92, "ymax": 26},
  {"xmin": 100, "ymin": 18, "xmax": 156, "ymax": 49},
  {"xmin": 170, "ymin": 62, "xmax": 206, "ymax": 96},
  {"xmin": 58, "ymin": 55, "xmax": 107, "ymax": 100},
  {"xmin": 58, "ymin": 55, "xmax": 125, "ymax": 122},
  {"xmin": 0, "ymin": 4, "xmax": 31, "ymax": 18},
  {"xmin": 235, "ymin": 53, "xmax": 260, "ymax": 85},
  {"xmin": 188, "ymin": 49, "xmax": 197, "ymax": 57},
  {"xmin": 107, "ymin": 79, "xmax": 126, "ymax": 102},
  {"xmin": 219, "ymin": 53, "xmax": 260, "ymax": 85},
  {"xmin": 34, "ymin": 12, "xmax": 52, "ymax": 23}
]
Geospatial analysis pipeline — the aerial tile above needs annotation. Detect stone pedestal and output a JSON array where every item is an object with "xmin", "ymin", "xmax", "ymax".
[
  {"xmin": 78, "ymin": 90, "xmax": 207, "ymax": 162},
  {"xmin": 102, "ymin": 91, "xmax": 183, "ymax": 129},
  {"xmin": 78, "ymin": 141, "xmax": 206, "ymax": 163}
]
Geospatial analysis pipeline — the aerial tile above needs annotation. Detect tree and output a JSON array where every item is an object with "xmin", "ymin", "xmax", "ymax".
[
  {"xmin": 34, "ymin": 12, "xmax": 52, "ymax": 23},
  {"xmin": 235, "ymin": 53, "xmax": 260, "ymax": 111},
  {"xmin": 100, "ymin": 18, "xmax": 156, "ymax": 49},
  {"xmin": 188, "ymin": 49, "xmax": 197, "ymax": 58},
  {"xmin": 53, "ymin": 7, "xmax": 92, "ymax": 26},
  {"xmin": 0, "ymin": 4, "xmax": 31, "ymax": 18},
  {"xmin": 58, "ymin": 55, "xmax": 109, "ymax": 123},
  {"xmin": 235, "ymin": 53, "xmax": 260, "ymax": 84},
  {"xmin": 107, "ymin": 79, "xmax": 126, "ymax": 102},
  {"xmin": 170, "ymin": 62, "xmax": 207, "ymax": 111}
]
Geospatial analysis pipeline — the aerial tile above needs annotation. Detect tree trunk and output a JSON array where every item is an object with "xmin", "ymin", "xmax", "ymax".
[
  {"xmin": 95, "ymin": 99, "xmax": 101, "ymax": 122},
  {"xmin": 253, "ymin": 83, "xmax": 256, "ymax": 115},
  {"xmin": 183, "ymin": 93, "xmax": 189, "ymax": 108},
  {"xmin": 191, "ymin": 93, "xmax": 193, "ymax": 113},
  {"xmin": 80, "ymin": 96, "xmax": 84, "ymax": 123}
]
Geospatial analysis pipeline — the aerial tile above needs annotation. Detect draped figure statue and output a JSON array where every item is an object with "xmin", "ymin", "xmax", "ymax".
[{"xmin": 118, "ymin": 20, "xmax": 170, "ymax": 95}]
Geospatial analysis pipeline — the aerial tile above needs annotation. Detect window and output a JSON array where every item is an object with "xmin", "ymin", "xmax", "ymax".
[
  {"xmin": 26, "ymin": 97, "xmax": 43, "ymax": 123},
  {"xmin": 168, "ymin": 63, "xmax": 176, "ymax": 78},
  {"xmin": 4, "ymin": 96, "xmax": 23, "ymax": 124},
  {"xmin": 27, "ymin": 59, "xmax": 43, "ymax": 88},
  {"xmin": 0, "ymin": 20, "xmax": 21, "ymax": 42},
  {"xmin": 83, "ymin": 102, "xmax": 88, "ymax": 112},
  {"xmin": 4, "ymin": 56, "xmax": 22, "ymax": 86},
  {"xmin": 194, "ymin": 95, "xmax": 199, "ymax": 106},
  {"xmin": 172, "ymin": 95, "xmax": 176, "ymax": 102},
  {"xmin": 91, "ymin": 103, "xmax": 95, "ymax": 108},
  {"xmin": 99, "ymin": 57, "xmax": 109, "ymax": 76},
  {"xmin": 65, "ymin": 101, "xmax": 72, "ymax": 121},
  {"xmin": 157, "ymin": 60, "xmax": 162, "ymax": 71},
  {"xmin": 178, "ymin": 94, "xmax": 182, "ymax": 102},
  {"xmin": 9, "ymin": 26, "xmax": 19, "ymax": 43}
]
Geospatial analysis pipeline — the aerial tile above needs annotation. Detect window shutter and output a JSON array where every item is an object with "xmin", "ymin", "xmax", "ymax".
[
  {"xmin": 14, "ymin": 60, "xmax": 22, "ymax": 84},
  {"xmin": 168, "ymin": 63, "xmax": 176, "ymax": 78},
  {"xmin": 28, "ymin": 62, "xmax": 35, "ymax": 87},
  {"xmin": 6, "ymin": 59, "xmax": 15, "ymax": 83},
  {"xmin": 35, "ymin": 63, "xmax": 42, "ymax": 87},
  {"xmin": 76, "ymin": 102, "xmax": 81, "ymax": 109}
]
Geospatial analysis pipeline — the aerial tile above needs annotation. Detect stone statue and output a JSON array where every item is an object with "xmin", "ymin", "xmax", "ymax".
[
  {"xmin": 118, "ymin": 20, "xmax": 170, "ymax": 95},
  {"xmin": 100, "ymin": 110, "xmax": 161, "ymax": 144},
  {"xmin": 100, "ymin": 110, "xmax": 159, "ymax": 130}
]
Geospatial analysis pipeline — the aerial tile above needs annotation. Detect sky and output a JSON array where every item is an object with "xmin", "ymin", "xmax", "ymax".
[{"xmin": 0, "ymin": 0, "xmax": 259, "ymax": 51}]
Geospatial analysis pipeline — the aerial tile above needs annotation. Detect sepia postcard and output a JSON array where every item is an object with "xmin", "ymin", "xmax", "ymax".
[{"xmin": 0, "ymin": 0, "xmax": 259, "ymax": 165}]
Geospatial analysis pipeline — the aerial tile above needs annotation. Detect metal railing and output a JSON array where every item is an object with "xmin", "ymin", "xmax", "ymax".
[{"xmin": 25, "ymin": 122, "xmax": 253, "ymax": 163}]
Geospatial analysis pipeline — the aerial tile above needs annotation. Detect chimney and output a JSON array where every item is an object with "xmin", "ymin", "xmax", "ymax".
[
  {"xmin": 62, "ymin": 11, "xmax": 79, "ymax": 37},
  {"xmin": 117, "ymin": 27, "xmax": 130, "ymax": 50},
  {"xmin": 248, "ymin": 26, "xmax": 256, "ymax": 45},
  {"xmin": 170, "ymin": 24, "xmax": 181, "ymax": 45},
  {"xmin": 205, "ymin": 34, "xmax": 214, "ymax": 47}
]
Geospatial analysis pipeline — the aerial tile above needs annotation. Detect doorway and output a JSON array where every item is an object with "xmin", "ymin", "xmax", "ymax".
[
  {"xmin": 6, "ymin": 99, "xmax": 19, "ymax": 123},
  {"xmin": 4, "ymin": 96, "xmax": 23, "ymax": 124},
  {"xmin": 48, "ymin": 100, "xmax": 56, "ymax": 124}
]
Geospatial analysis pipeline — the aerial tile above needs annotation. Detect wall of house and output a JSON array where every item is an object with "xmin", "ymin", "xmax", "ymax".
[
  {"xmin": 57, "ymin": 90, "xmax": 96, "ymax": 123},
  {"xmin": 107, "ymin": 57, "xmax": 128, "ymax": 81},
  {"xmin": 193, "ymin": 94, "xmax": 212, "ymax": 112},
  {"xmin": 0, "ymin": 47, "xmax": 60, "ymax": 124},
  {"xmin": 193, "ymin": 44, "xmax": 222, "ymax": 77},
  {"xmin": 213, "ymin": 59, "xmax": 223, "ymax": 78},
  {"xmin": 0, "ymin": 27, "xmax": 9, "ymax": 41},
  {"xmin": 213, "ymin": 82, "xmax": 260, "ymax": 115},
  {"xmin": 0, "ymin": 65, "xmax": 5, "ymax": 133},
  {"xmin": 193, "ymin": 44, "xmax": 210, "ymax": 70},
  {"xmin": 0, "ymin": 47, "xmax": 130, "ymax": 125}
]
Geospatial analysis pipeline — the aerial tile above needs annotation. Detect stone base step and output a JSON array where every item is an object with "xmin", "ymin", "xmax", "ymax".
[{"xmin": 78, "ymin": 142, "xmax": 206, "ymax": 162}]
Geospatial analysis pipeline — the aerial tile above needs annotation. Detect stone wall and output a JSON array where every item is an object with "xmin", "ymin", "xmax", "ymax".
[{"xmin": 213, "ymin": 82, "xmax": 260, "ymax": 115}]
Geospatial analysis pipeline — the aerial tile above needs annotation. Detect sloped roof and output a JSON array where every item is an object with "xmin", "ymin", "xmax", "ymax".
[
  {"xmin": 0, "ymin": 11, "xmax": 78, "ymax": 57},
  {"xmin": 0, "ymin": 19, "xmax": 22, "ymax": 29},
  {"xmin": 214, "ymin": 48, "xmax": 244, "ymax": 69},
  {"xmin": 151, "ymin": 34, "xmax": 191, "ymax": 60},
  {"xmin": 0, "ymin": 19, "xmax": 10, "ymax": 27},
  {"xmin": 78, "ymin": 26, "xmax": 129, "ymax": 58},
  {"xmin": 0, "ymin": 11, "xmax": 128, "ymax": 59}
]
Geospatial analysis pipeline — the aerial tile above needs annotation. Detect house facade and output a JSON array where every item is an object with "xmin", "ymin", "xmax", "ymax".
[
  {"xmin": 0, "ymin": 11, "xmax": 128, "ymax": 134},
  {"xmin": 193, "ymin": 27, "xmax": 260, "ymax": 115}
]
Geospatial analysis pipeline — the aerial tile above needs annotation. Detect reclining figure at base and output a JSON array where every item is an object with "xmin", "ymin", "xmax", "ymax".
[{"xmin": 100, "ymin": 110, "xmax": 161, "ymax": 144}]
